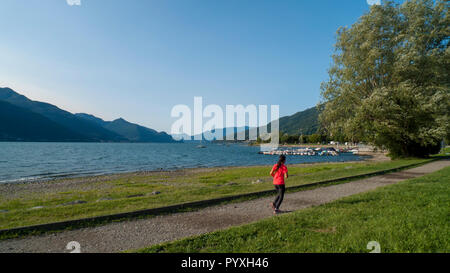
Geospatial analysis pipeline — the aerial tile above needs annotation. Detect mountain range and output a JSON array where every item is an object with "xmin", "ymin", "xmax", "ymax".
[
  {"xmin": 179, "ymin": 107, "xmax": 320, "ymax": 142},
  {"xmin": 228, "ymin": 107, "xmax": 320, "ymax": 141},
  {"xmin": 0, "ymin": 87, "xmax": 174, "ymax": 142},
  {"xmin": 174, "ymin": 126, "xmax": 250, "ymax": 142},
  {"xmin": 0, "ymin": 87, "xmax": 320, "ymax": 143},
  {"xmin": 75, "ymin": 113, "xmax": 174, "ymax": 143},
  {"xmin": 277, "ymin": 106, "xmax": 319, "ymax": 135}
]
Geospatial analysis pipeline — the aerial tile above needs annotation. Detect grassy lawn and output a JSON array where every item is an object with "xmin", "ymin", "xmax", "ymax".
[
  {"xmin": 0, "ymin": 158, "xmax": 429, "ymax": 230},
  {"xmin": 138, "ymin": 165, "xmax": 449, "ymax": 253}
]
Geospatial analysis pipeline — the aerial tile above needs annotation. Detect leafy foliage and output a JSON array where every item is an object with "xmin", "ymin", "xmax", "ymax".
[
  {"xmin": 277, "ymin": 133, "xmax": 328, "ymax": 144},
  {"xmin": 320, "ymin": 0, "xmax": 449, "ymax": 157}
]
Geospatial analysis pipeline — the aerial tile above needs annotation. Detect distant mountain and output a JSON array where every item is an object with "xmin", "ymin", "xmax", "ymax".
[
  {"xmin": 200, "ymin": 126, "xmax": 250, "ymax": 141},
  {"xmin": 0, "ymin": 87, "xmax": 318, "ymax": 143},
  {"xmin": 0, "ymin": 87, "xmax": 175, "ymax": 143},
  {"xmin": 237, "ymin": 106, "xmax": 320, "ymax": 140},
  {"xmin": 0, "ymin": 100, "xmax": 89, "ymax": 142},
  {"xmin": 73, "ymin": 113, "xmax": 106, "ymax": 126},
  {"xmin": 171, "ymin": 133, "xmax": 192, "ymax": 141},
  {"xmin": 173, "ymin": 126, "xmax": 250, "ymax": 141},
  {"xmin": 278, "ymin": 106, "xmax": 319, "ymax": 135},
  {"xmin": 174, "ymin": 107, "xmax": 320, "ymax": 142},
  {"xmin": 76, "ymin": 114, "xmax": 174, "ymax": 143},
  {"xmin": 0, "ymin": 88, "xmax": 126, "ymax": 142}
]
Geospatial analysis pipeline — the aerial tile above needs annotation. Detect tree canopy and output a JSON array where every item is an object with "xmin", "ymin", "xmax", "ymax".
[{"xmin": 319, "ymin": 0, "xmax": 449, "ymax": 157}]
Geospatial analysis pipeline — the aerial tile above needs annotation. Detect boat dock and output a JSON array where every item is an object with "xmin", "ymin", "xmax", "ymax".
[{"xmin": 258, "ymin": 147, "xmax": 348, "ymax": 156}]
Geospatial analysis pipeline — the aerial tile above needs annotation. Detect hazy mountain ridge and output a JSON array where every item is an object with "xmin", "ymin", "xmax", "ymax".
[
  {"xmin": 0, "ymin": 88, "xmax": 174, "ymax": 143},
  {"xmin": 174, "ymin": 106, "xmax": 320, "ymax": 142},
  {"xmin": 0, "ymin": 100, "xmax": 90, "ymax": 142},
  {"xmin": 0, "ymin": 87, "xmax": 319, "ymax": 143},
  {"xmin": 0, "ymin": 88, "xmax": 125, "ymax": 142},
  {"xmin": 278, "ymin": 106, "xmax": 319, "ymax": 135},
  {"xmin": 236, "ymin": 107, "xmax": 320, "ymax": 140},
  {"xmin": 75, "ymin": 114, "xmax": 174, "ymax": 143}
]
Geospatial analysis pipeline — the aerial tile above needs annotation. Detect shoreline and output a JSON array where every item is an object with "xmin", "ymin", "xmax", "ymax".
[
  {"xmin": 0, "ymin": 157, "xmax": 434, "ymax": 238},
  {"xmin": 4, "ymin": 156, "xmax": 432, "ymax": 232},
  {"xmin": 1, "ymin": 141, "xmax": 387, "ymax": 186},
  {"xmin": 0, "ymin": 142, "xmax": 370, "ymax": 186},
  {"xmin": 0, "ymin": 154, "xmax": 380, "ymax": 187}
]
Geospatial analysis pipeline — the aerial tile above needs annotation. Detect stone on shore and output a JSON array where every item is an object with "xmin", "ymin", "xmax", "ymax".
[
  {"xmin": 28, "ymin": 206, "xmax": 45, "ymax": 210},
  {"xmin": 252, "ymin": 179, "xmax": 264, "ymax": 184},
  {"xmin": 61, "ymin": 200, "xmax": 87, "ymax": 206}
]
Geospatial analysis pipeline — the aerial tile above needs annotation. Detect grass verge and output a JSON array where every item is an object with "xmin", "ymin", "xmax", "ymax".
[
  {"xmin": 0, "ymin": 159, "xmax": 430, "ymax": 233},
  {"xmin": 137, "ymin": 166, "xmax": 449, "ymax": 253}
]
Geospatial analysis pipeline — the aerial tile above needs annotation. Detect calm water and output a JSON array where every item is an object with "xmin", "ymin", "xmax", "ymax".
[{"xmin": 0, "ymin": 142, "xmax": 364, "ymax": 183}]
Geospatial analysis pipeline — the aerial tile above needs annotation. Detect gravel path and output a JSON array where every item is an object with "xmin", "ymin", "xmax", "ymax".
[{"xmin": 1, "ymin": 159, "xmax": 448, "ymax": 253}]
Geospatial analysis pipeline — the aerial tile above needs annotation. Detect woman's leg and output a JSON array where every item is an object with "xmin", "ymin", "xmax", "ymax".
[
  {"xmin": 273, "ymin": 185, "xmax": 281, "ymax": 209},
  {"xmin": 275, "ymin": 185, "xmax": 286, "ymax": 210}
]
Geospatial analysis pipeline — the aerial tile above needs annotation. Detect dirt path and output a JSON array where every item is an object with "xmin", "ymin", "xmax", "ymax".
[{"xmin": 1, "ymin": 159, "xmax": 448, "ymax": 253}]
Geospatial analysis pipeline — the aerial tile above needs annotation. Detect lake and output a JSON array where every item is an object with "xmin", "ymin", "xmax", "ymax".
[{"xmin": 0, "ymin": 142, "xmax": 365, "ymax": 183}]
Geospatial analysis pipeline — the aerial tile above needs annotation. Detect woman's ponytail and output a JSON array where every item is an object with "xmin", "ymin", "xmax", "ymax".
[{"xmin": 275, "ymin": 155, "xmax": 286, "ymax": 173}]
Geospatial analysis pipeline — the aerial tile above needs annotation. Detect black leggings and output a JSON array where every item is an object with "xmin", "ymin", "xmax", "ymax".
[{"xmin": 273, "ymin": 185, "xmax": 286, "ymax": 210}]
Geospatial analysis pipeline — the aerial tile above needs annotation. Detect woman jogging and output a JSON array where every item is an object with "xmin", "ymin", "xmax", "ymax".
[{"xmin": 270, "ymin": 155, "xmax": 288, "ymax": 214}]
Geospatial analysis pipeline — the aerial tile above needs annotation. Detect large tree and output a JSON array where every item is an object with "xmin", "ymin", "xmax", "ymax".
[{"xmin": 320, "ymin": 0, "xmax": 449, "ymax": 157}]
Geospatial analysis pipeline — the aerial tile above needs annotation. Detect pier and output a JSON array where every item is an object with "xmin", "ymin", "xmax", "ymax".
[{"xmin": 258, "ymin": 147, "xmax": 345, "ymax": 156}]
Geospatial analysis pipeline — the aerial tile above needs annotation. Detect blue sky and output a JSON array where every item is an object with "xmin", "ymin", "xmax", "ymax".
[{"xmin": 1, "ymin": 0, "xmax": 380, "ymax": 132}]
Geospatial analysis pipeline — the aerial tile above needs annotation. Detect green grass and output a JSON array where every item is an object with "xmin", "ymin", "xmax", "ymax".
[
  {"xmin": 0, "ymin": 159, "xmax": 429, "ymax": 231},
  {"xmin": 137, "ymin": 166, "xmax": 449, "ymax": 253}
]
